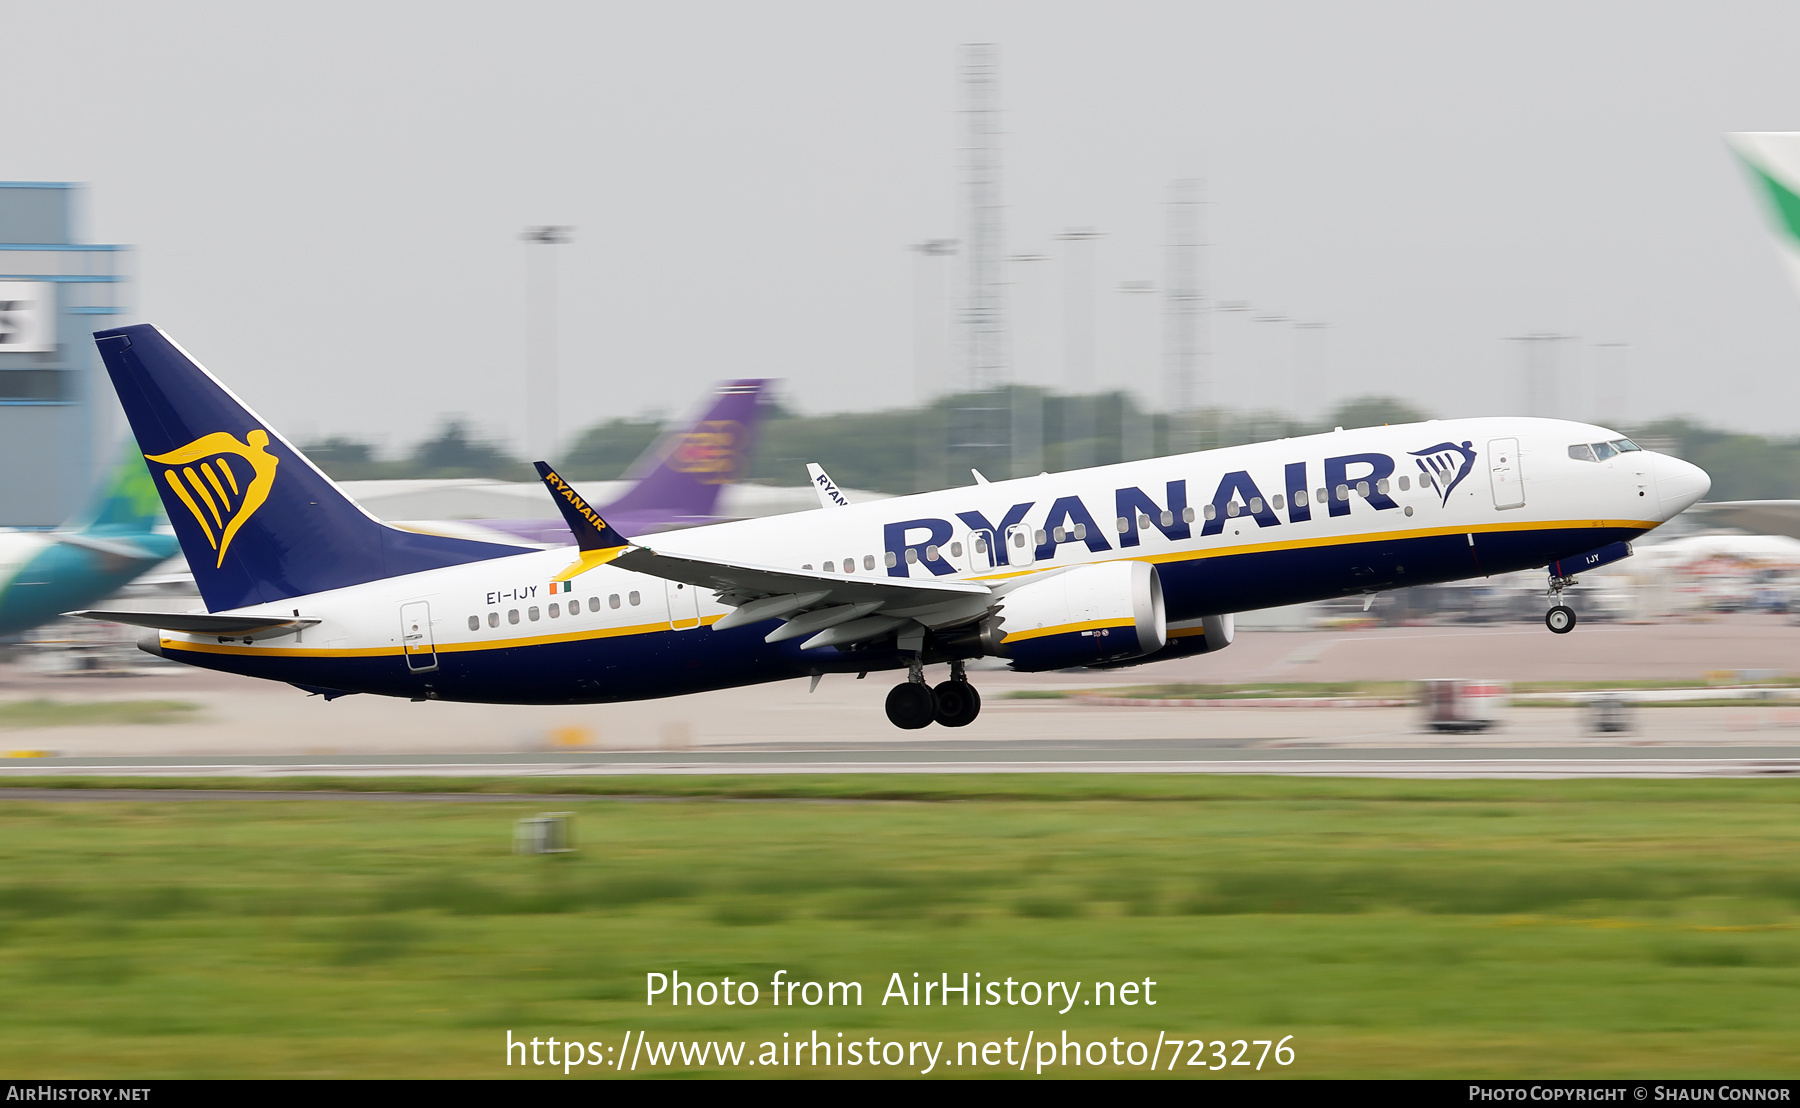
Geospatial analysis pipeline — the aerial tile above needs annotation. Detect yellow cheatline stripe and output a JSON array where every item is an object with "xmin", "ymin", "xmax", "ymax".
[
  {"xmin": 184, "ymin": 467, "xmax": 223, "ymax": 528},
  {"xmin": 159, "ymin": 614, "xmax": 725, "ymax": 659},
  {"xmin": 965, "ymin": 518, "xmax": 1659, "ymax": 584},
  {"xmin": 554, "ymin": 546, "xmax": 628, "ymax": 582},
  {"xmin": 1003, "ymin": 617, "xmax": 1135, "ymax": 644},
  {"xmin": 163, "ymin": 470, "xmax": 217, "ymax": 549}
]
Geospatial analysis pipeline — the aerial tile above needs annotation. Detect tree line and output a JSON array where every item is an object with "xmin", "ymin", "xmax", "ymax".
[{"xmin": 301, "ymin": 393, "xmax": 1783, "ymax": 501}]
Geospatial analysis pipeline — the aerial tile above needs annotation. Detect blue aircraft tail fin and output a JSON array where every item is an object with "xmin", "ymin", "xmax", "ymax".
[
  {"xmin": 92, "ymin": 324, "xmax": 532, "ymax": 612},
  {"xmin": 70, "ymin": 438, "xmax": 165, "ymax": 536}
]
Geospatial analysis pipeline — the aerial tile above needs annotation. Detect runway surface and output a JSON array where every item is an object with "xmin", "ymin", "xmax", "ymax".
[
  {"xmin": 6, "ymin": 740, "xmax": 1800, "ymax": 778},
  {"xmin": 7, "ymin": 617, "xmax": 1800, "ymax": 779}
]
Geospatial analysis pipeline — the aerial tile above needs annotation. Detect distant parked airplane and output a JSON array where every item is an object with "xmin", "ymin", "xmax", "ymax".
[
  {"xmin": 470, "ymin": 380, "xmax": 770, "ymax": 544},
  {"xmin": 0, "ymin": 443, "xmax": 177, "ymax": 637}
]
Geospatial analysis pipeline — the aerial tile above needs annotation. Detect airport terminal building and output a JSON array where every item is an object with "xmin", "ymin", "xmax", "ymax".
[{"xmin": 0, "ymin": 183, "xmax": 129, "ymax": 527}]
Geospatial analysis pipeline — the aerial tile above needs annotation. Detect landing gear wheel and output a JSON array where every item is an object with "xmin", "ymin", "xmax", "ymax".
[
  {"xmin": 933, "ymin": 680, "xmax": 982, "ymax": 728},
  {"xmin": 1546, "ymin": 605, "xmax": 1577, "ymax": 634},
  {"xmin": 885, "ymin": 682, "xmax": 936, "ymax": 729}
]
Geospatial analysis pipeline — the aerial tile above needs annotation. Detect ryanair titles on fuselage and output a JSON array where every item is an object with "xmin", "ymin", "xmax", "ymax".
[{"xmin": 882, "ymin": 444, "xmax": 1472, "ymax": 577}]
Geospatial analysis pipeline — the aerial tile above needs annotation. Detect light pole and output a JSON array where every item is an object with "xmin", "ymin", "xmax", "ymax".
[{"xmin": 521, "ymin": 225, "xmax": 574, "ymax": 461}]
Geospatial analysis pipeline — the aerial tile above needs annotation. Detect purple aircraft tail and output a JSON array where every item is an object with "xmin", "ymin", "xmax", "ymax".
[{"xmin": 598, "ymin": 379, "xmax": 769, "ymax": 533}]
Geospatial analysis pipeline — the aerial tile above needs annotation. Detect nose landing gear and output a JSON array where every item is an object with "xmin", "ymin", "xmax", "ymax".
[
  {"xmin": 884, "ymin": 657, "xmax": 982, "ymax": 729},
  {"xmin": 1545, "ymin": 572, "xmax": 1578, "ymax": 634}
]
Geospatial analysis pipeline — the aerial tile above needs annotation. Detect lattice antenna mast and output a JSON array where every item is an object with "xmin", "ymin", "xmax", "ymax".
[
  {"xmin": 959, "ymin": 43, "xmax": 1008, "ymax": 394},
  {"xmin": 1163, "ymin": 178, "xmax": 1206, "ymax": 412}
]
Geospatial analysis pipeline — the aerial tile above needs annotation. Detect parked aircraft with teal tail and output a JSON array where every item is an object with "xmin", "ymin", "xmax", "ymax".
[{"xmin": 0, "ymin": 444, "xmax": 179, "ymax": 637}]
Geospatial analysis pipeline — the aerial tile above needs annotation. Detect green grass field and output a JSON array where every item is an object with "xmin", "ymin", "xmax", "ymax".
[{"xmin": 2, "ymin": 775, "xmax": 1798, "ymax": 1078}]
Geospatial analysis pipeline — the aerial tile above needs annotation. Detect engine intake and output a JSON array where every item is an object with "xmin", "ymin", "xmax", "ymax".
[{"xmin": 980, "ymin": 561, "xmax": 1166, "ymax": 672}]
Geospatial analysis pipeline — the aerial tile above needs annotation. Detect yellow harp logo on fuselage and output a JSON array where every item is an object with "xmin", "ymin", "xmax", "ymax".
[{"xmin": 145, "ymin": 429, "xmax": 280, "ymax": 568}]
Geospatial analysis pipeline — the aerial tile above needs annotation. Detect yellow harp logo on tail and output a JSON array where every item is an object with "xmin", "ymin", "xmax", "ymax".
[{"xmin": 145, "ymin": 430, "xmax": 280, "ymax": 568}]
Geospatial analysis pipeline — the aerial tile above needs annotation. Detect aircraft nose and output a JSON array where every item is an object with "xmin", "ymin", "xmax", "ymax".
[{"xmin": 1651, "ymin": 452, "xmax": 1710, "ymax": 519}]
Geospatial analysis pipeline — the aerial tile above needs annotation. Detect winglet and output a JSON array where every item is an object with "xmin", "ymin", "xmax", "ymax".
[
  {"xmin": 806, "ymin": 462, "xmax": 852, "ymax": 508},
  {"xmin": 534, "ymin": 461, "xmax": 632, "ymax": 580}
]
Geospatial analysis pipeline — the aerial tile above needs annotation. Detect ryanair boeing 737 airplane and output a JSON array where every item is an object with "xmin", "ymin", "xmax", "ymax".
[{"xmin": 77, "ymin": 325, "xmax": 1710, "ymax": 729}]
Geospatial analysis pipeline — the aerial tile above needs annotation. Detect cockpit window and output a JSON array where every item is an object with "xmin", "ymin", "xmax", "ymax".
[{"xmin": 1570, "ymin": 439, "xmax": 1641, "ymax": 462}]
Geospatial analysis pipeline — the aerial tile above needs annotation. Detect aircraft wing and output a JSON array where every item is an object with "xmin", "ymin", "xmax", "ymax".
[
  {"xmin": 69, "ymin": 610, "xmax": 320, "ymax": 641},
  {"xmin": 611, "ymin": 545, "xmax": 995, "ymax": 650}
]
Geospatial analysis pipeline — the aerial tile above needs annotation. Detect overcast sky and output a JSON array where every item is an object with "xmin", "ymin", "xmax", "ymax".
[{"xmin": 11, "ymin": 1, "xmax": 1800, "ymax": 456}]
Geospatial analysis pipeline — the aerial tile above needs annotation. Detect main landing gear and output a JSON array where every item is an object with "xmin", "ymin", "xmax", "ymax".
[
  {"xmin": 884, "ymin": 658, "xmax": 982, "ymax": 730},
  {"xmin": 1545, "ymin": 573, "xmax": 1578, "ymax": 635}
]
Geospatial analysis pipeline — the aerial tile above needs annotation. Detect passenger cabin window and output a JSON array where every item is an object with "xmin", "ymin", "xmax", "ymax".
[
  {"xmin": 548, "ymin": 603, "xmax": 560, "ymax": 618},
  {"xmin": 1226, "ymin": 502, "xmax": 1240, "ymax": 517},
  {"xmin": 1294, "ymin": 490, "xmax": 1309, "ymax": 507},
  {"xmin": 628, "ymin": 591, "xmax": 641, "ymax": 606},
  {"xmin": 609, "ymin": 594, "xmax": 621, "ymax": 609},
  {"xmin": 1182, "ymin": 507, "xmax": 1195, "ymax": 523},
  {"xmin": 885, "ymin": 551, "xmax": 898, "ymax": 567},
  {"xmin": 468, "ymin": 616, "xmax": 479, "ymax": 631},
  {"xmin": 589, "ymin": 597, "xmax": 600, "ymax": 612},
  {"xmin": 1247, "ymin": 499, "xmax": 1262, "ymax": 514},
  {"xmin": 844, "ymin": 556, "xmax": 857, "ymax": 573},
  {"xmin": 864, "ymin": 555, "xmax": 877, "ymax": 570},
  {"xmin": 508, "ymin": 609, "xmax": 520, "ymax": 624},
  {"xmin": 528, "ymin": 606, "xmax": 540, "ymax": 621},
  {"xmin": 1397, "ymin": 476, "xmax": 1409, "ymax": 491},
  {"xmin": 1203, "ymin": 504, "xmax": 1217, "ymax": 521},
  {"xmin": 950, "ymin": 542, "xmax": 963, "ymax": 557},
  {"xmin": 925, "ymin": 545, "xmax": 939, "ymax": 561},
  {"xmin": 1356, "ymin": 481, "xmax": 1370, "ymax": 497},
  {"xmin": 823, "ymin": 561, "xmax": 835, "ymax": 572},
  {"xmin": 1317, "ymin": 487, "xmax": 1328, "ymax": 503},
  {"xmin": 1272, "ymin": 495, "xmax": 1284, "ymax": 510},
  {"xmin": 1033, "ymin": 529, "xmax": 1046, "ymax": 545},
  {"xmin": 1336, "ymin": 484, "xmax": 1349, "ymax": 501},
  {"xmin": 488, "ymin": 612, "xmax": 499, "ymax": 628},
  {"xmin": 1052, "ymin": 528, "xmax": 1065, "ymax": 542},
  {"xmin": 1376, "ymin": 478, "xmax": 1389, "ymax": 495}
]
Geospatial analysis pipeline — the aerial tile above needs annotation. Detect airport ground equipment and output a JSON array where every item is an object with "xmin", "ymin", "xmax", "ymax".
[
  {"xmin": 74, "ymin": 325, "xmax": 1711, "ymax": 730},
  {"xmin": 1420, "ymin": 679, "xmax": 1508, "ymax": 733}
]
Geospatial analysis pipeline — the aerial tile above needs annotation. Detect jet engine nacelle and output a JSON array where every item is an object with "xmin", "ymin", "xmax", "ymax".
[
  {"xmin": 979, "ymin": 560, "xmax": 1166, "ymax": 671},
  {"xmin": 1084, "ymin": 613, "xmax": 1234, "ymax": 670}
]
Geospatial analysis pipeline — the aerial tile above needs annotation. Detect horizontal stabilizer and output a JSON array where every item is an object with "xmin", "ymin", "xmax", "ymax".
[
  {"xmin": 69, "ymin": 609, "xmax": 320, "ymax": 641},
  {"xmin": 52, "ymin": 532, "xmax": 167, "ymax": 563}
]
